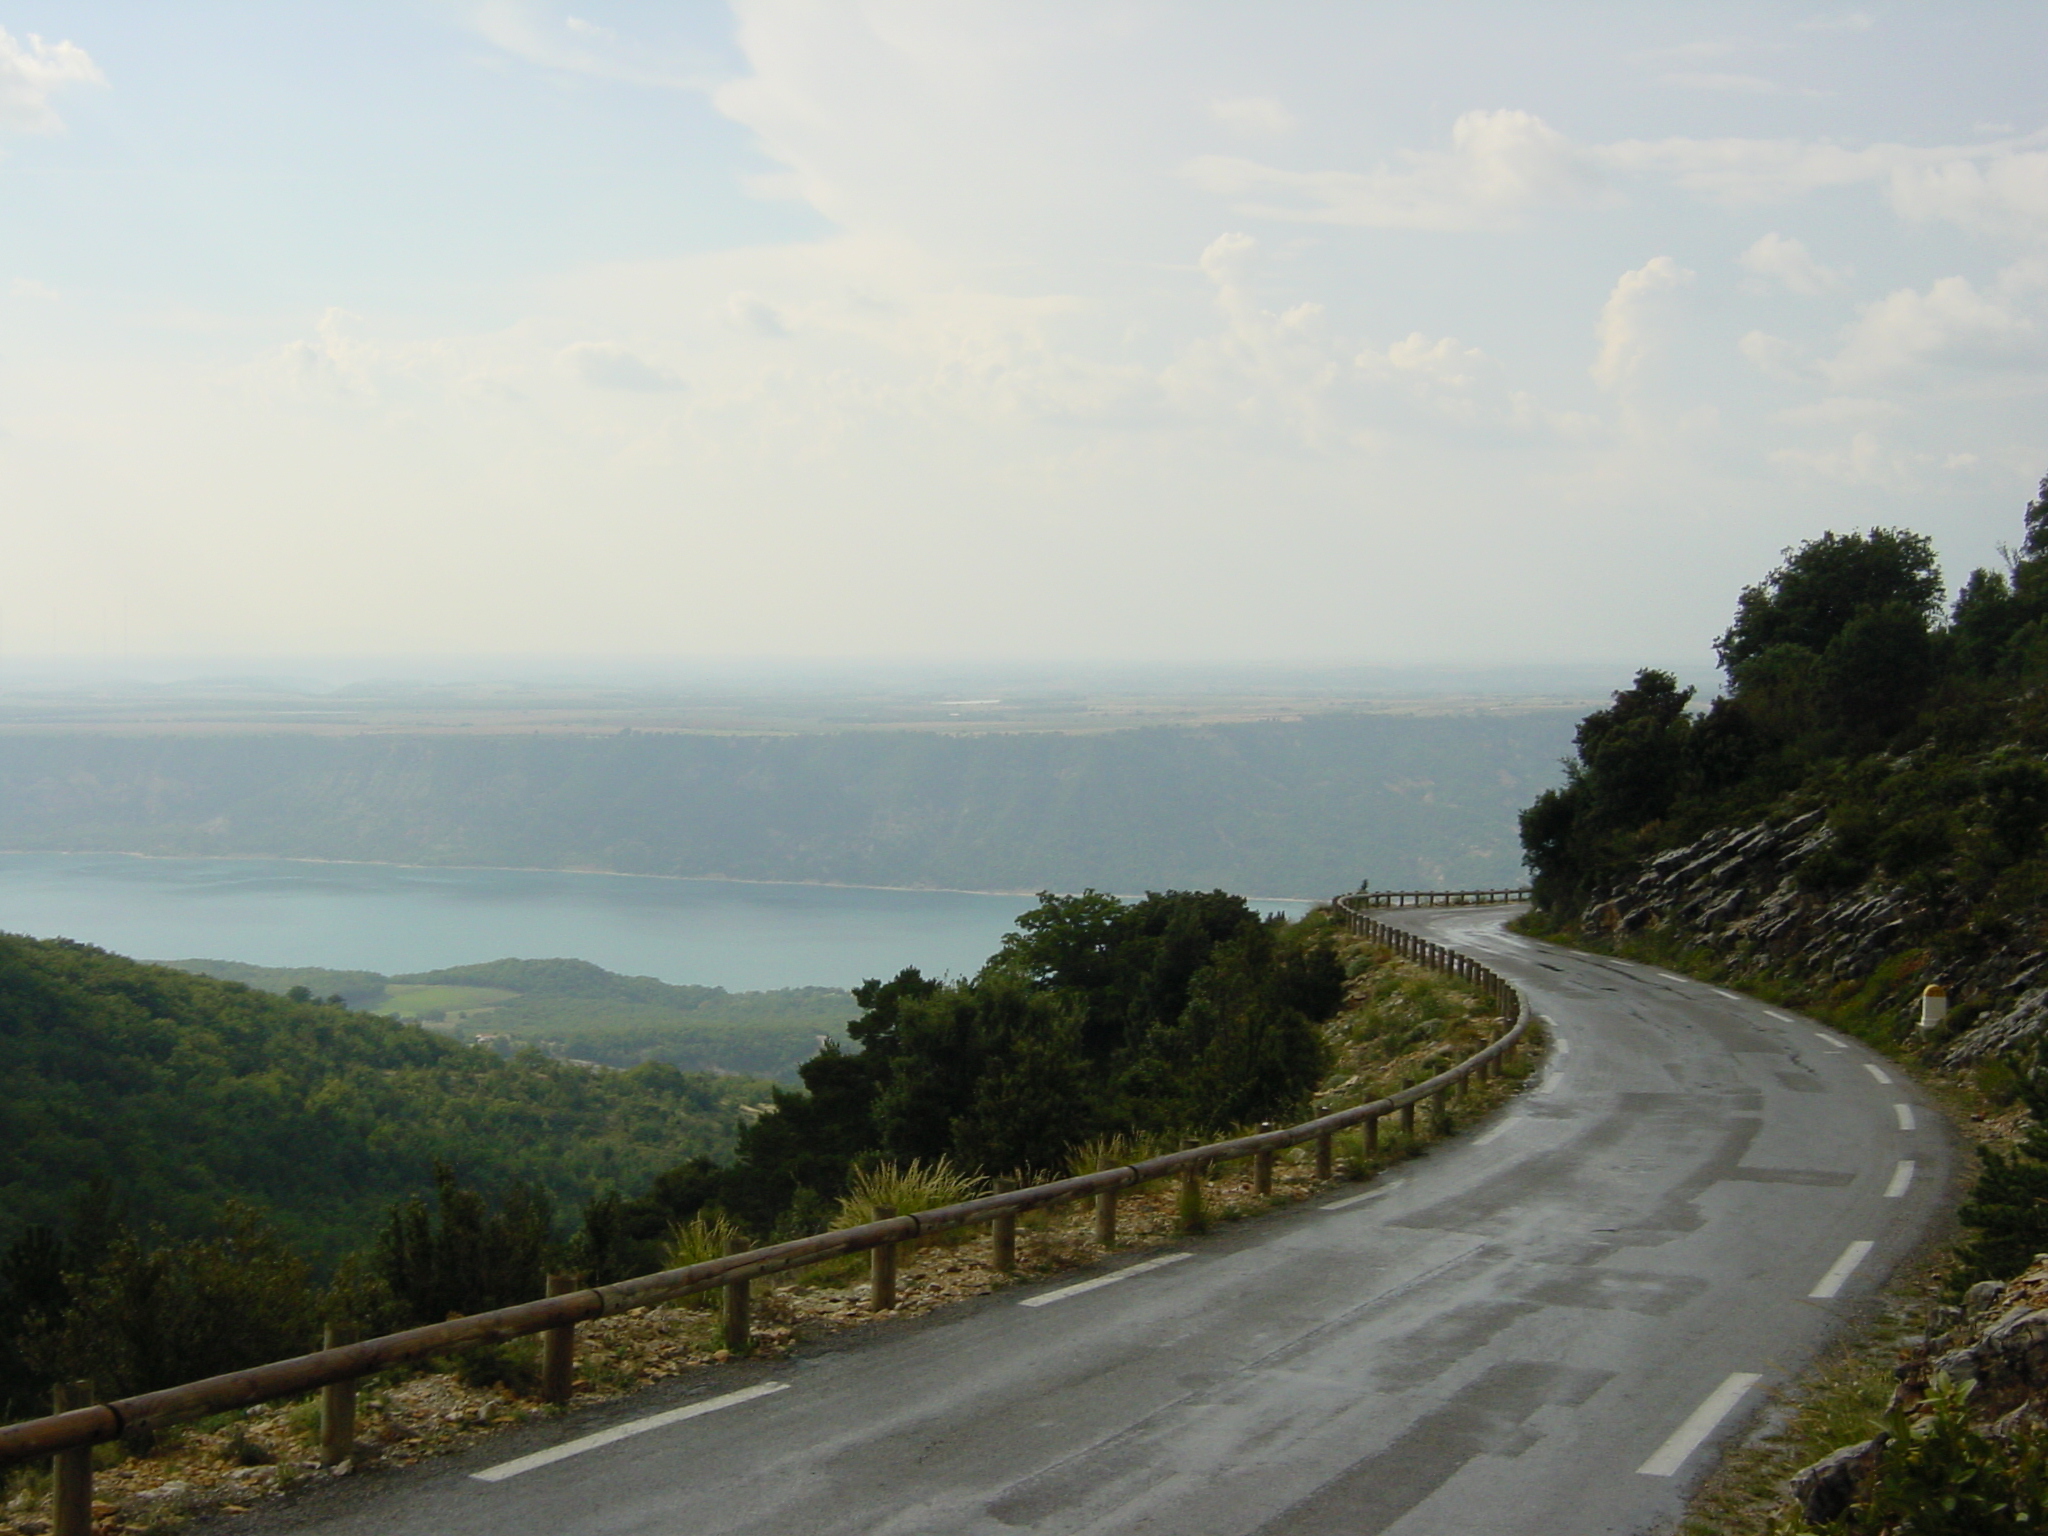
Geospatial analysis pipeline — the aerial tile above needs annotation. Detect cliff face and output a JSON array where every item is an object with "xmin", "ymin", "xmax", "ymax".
[{"xmin": 1582, "ymin": 809, "xmax": 2048, "ymax": 1067}]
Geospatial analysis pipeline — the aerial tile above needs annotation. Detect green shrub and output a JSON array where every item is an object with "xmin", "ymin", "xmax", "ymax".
[
  {"xmin": 833, "ymin": 1159, "xmax": 989, "ymax": 1232},
  {"xmin": 661, "ymin": 1211, "xmax": 748, "ymax": 1310}
]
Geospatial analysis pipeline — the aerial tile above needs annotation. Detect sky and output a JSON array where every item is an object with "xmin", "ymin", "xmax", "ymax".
[{"xmin": 2, "ymin": 2, "xmax": 2045, "ymax": 671}]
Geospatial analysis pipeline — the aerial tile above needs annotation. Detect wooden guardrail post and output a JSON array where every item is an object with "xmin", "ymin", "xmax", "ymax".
[
  {"xmin": 1093, "ymin": 1187, "xmax": 1118, "ymax": 1248},
  {"xmin": 990, "ymin": 1180, "xmax": 1016, "ymax": 1273},
  {"xmin": 1252, "ymin": 1123, "xmax": 1274, "ymax": 1196},
  {"xmin": 722, "ymin": 1237, "xmax": 752, "ymax": 1352},
  {"xmin": 542, "ymin": 1273, "xmax": 577, "ymax": 1404},
  {"xmin": 51, "ymin": 1380, "xmax": 92, "ymax": 1536},
  {"xmin": 870, "ymin": 1206, "xmax": 899, "ymax": 1311},
  {"xmin": 319, "ymin": 1327, "xmax": 355, "ymax": 1465},
  {"xmin": 1400, "ymin": 1094, "xmax": 1417, "ymax": 1140},
  {"xmin": 1314, "ymin": 1129, "xmax": 1333, "ymax": 1180},
  {"xmin": 1364, "ymin": 1112, "xmax": 1379, "ymax": 1154}
]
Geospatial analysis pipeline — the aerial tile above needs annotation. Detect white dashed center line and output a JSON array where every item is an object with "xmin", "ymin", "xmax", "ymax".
[
  {"xmin": 1637, "ymin": 1373, "xmax": 1764, "ymax": 1477},
  {"xmin": 1864, "ymin": 1063, "xmax": 1893, "ymax": 1085},
  {"xmin": 1895, "ymin": 1103, "xmax": 1916, "ymax": 1132},
  {"xmin": 1885, "ymin": 1161, "xmax": 1916, "ymax": 1199},
  {"xmin": 1809, "ymin": 1240, "xmax": 1876, "ymax": 1299},
  {"xmin": 1322, "ymin": 1183, "xmax": 1402, "ymax": 1211},
  {"xmin": 1813, "ymin": 1031, "xmax": 1846, "ymax": 1050},
  {"xmin": 471, "ymin": 1382, "xmax": 789, "ymax": 1482},
  {"xmin": 1020, "ymin": 1251, "xmax": 1192, "ymax": 1307}
]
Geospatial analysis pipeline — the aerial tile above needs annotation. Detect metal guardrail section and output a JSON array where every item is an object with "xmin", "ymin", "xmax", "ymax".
[{"xmin": 0, "ymin": 896, "xmax": 1533, "ymax": 1472}]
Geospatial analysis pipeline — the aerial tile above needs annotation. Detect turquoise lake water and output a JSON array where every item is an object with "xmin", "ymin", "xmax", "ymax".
[{"xmin": 0, "ymin": 852, "xmax": 1313, "ymax": 992}]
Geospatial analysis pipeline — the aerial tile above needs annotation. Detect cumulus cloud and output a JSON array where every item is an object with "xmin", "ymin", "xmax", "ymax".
[
  {"xmin": 0, "ymin": 26, "xmax": 102, "ymax": 134},
  {"xmin": 1183, "ymin": 109, "xmax": 1611, "ymax": 230},
  {"xmin": 1208, "ymin": 96, "xmax": 1297, "ymax": 137},
  {"xmin": 1739, "ymin": 329, "xmax": 1806, "ymax": 381},
  {"xmin": 562, "ymin": 342, "xmax": 687, "ymax": 392},
  {"xmin": 1738, "ymin": 232, "xmax": 1847, "ymax": 294},
  {"xmin": 1592, "ymin": 256, "xmax": 1695, "ymax": 390},
  {"xmin": 1821, "ymin": 274, "xmax": 2042, "ymax": 385}
]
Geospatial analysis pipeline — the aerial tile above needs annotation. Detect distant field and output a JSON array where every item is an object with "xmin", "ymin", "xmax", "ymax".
[
  {"xmin": 381, "ymin": 983, "xmax": 518, "ymax": 1016},
  {"xmin": 169, "ymin": 956, "xmax": 852, "ymax": 1082}
]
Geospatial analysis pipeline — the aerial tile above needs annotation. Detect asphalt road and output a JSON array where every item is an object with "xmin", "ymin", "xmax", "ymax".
[{"xmin": 236, "ymin": 907, "xmax": 1954, "ymax": 1536}]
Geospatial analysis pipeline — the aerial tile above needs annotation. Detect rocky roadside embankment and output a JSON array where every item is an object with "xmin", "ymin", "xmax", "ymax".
[
  {"xmin": 1584, "ymin": 809, "xmax": 2048, "ymax": 1068},
  {"xmin": 1779, "ymin": 1254, "xmax": 2048, "ymax": 1528}
]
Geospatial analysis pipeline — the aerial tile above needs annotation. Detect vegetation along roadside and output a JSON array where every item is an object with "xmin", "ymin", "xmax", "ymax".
[
  {"xmin": 0, "ymin": 907, "xmax": 1533, "ymax": 1534},
  {"xmin": 1518, "ymin": 473, "xmax": 2048, "ymax": 1532}
]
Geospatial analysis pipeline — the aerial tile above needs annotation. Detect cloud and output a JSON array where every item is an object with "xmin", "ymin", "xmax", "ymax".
[
  {"xmin": 1886, "ymin": 148, "xmax": 2048, "ymax": 240},
  {"xmin": 9, "ymin": 277, "xmax": 60, "ymax": 301},
  {"xmin": 0, "ymin": 26, "xmax": 103, "ymax": 134},
  {"xmin": 1208, "ymin": 96, "xmax": 1297, "ymax": 137},
  {"xmin": 1592, "ymin": 256, "xmax": 1695, "ymax": 390},
  {"xmin": 724, "ymin": 291, "xmax": 788, "ymax": 336},
  {"xmin": 1659, "ymin": 72, "xmax": 1821, "ymax": 97},
  {"xmin": 1773, "ymin": 395, "xmax": 1903, "ymax": 425},
  {"xmin": 1738, "ymin": 232, "xmax": 1847, "ymax": 294},
  {"xmin": 1770, "ymin": 431, "xmax": 1926, "ymax": 488},
  {"xmin": 1821, "ymin": 273, "xmax": 2042, "ymax": 386},
  {"xmin": 1798, "ymin": 11, "xmax": 1874, "ymax": 32},
  {"xmin": 465, "ymin": 2, "xmax": 710, "ymax": 88},
  {"xmin": 1600, "ymin": 128, "xmax": 2048, "ymax": 241},
  {"xmin": 1738, "ymin": 329, "xmax": 1806, "ymax": 381},
  {"xmin": 1182, "ymin": 109, "xmax": 1611, "ymax": 230},
  {"xmin": 562, "ymin": 342, "xmax": 687, "ymax": 392}
]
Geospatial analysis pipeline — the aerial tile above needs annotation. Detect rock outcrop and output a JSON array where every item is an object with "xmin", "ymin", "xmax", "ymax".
[{"xmin": 1582, "ymin": 808, "xmax": 2048, "ymax": 1063}]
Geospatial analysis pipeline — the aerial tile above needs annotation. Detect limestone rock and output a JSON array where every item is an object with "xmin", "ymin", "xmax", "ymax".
[{"xmin": 1789, "ymin": 1436, "xmax": 1886, "ymax": 1524}]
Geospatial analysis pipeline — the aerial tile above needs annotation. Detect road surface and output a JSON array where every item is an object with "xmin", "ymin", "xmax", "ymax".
[{"xmin": 236, "ymin": 906, "xmax": 1952, "ymax": 1535}]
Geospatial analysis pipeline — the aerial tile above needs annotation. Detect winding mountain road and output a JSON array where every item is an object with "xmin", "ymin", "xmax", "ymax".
[{"xmin": 245, "ymin": 906, "xmax": 1953, "ymax": 1536}]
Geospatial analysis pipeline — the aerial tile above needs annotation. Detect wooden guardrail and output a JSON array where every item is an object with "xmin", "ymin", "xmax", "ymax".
[
  {"xmin": 0, "ymin": 901, "xmax": 1534, "ymax": 1531},
  {"xmin": 1347, "ymin": 888, "xmax": 1530, "ymax": 909}
]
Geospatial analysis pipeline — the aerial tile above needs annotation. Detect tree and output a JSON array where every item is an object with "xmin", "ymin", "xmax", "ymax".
[{"xmin": 1716, "ymin": 528, "xmax": 1943, "ymax": 677}]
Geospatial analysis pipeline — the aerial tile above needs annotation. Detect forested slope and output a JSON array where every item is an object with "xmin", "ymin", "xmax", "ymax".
[
  {"xmin": 0, "ymin": 710, "xmax": 1571, "ymax": 894},
  {"xmin": 0, "ymin": 933, "xmax": 767, "ymax": 1260},
  {"xmin": 1520, "ymin": 485, "xmax": 2048, "ymax": 1068}
]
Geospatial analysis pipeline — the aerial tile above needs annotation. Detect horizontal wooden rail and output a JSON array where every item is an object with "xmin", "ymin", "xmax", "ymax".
[
  {"xmin": 1346, "ymin": 888, "xmax": 1530, "ymax": 909},
  {"xmin": 0, "ymin": 900, "xmax": 1534, "ymax": 1481}
]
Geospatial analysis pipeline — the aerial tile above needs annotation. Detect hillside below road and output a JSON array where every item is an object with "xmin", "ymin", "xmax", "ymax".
[{"xmin": 229, "ymin": 907, "xmax": 1952, "ymax": 1536}]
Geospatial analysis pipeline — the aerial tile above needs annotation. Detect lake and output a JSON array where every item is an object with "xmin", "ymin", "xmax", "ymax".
[{"xmin": 0, "ymin": 852, "xmax": 1313, "ymax": 992}]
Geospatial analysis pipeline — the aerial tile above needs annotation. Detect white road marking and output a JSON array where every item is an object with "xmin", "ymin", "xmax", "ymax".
[
  {"xmin": 1714, "ymin": 989, "xmax": 1740, "ymax": 1002},
  {"xmin": 1767, "ymin": 1011, "xmax": 1795, "ymax": 1024},
  {"xmin": 1813, "ymin": 1031, "xmax": 1846, "ymax": 1050},
  {"xmin": 1885, "ymin": 1161, "xmax": 1916, "ymax": 1199},
  {"xmin": 471, "ymin": 1382, "xmax": 789, "ymax": 1482},
  {"xmin": 1637, "ymin": 1373, "xmax": 1764, "ymax": 1477},
  {"xmin": 1322, "ymin": 1183, "xmax": 1402, "ymax": 1211},
  {"xmin": 1864, "ymin": 1063, "xmax": 1893, "ymax": 1085},
  {"xmin": 1019, "ymin": 1251, "xmax": 1192, "ymax": 1307},
  {"xmin": 1895, "ymin": 1103, "xmax": 1916, "ymax": 1132},
  {"xmin": 1552, "ymin": 1036, "xmax": 1571, "ymax": 1055},
  {"xmin": 1472, "ymin": 1121, "xmax": 1516, "ymax": 1147},
  {"xmin": 1809, "ymin": 1240, "xmax": 1876, "ymax": 1299}
]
